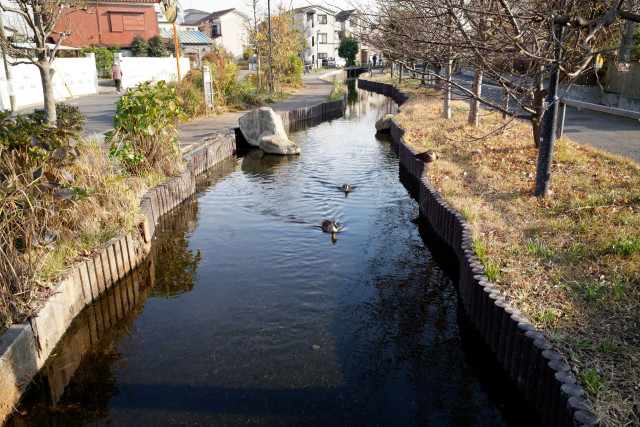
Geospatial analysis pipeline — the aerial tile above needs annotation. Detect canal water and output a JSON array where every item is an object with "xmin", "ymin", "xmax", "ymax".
[{"xmin": 9, "ymin": 82, "xmax": 507, "ymax": 426}]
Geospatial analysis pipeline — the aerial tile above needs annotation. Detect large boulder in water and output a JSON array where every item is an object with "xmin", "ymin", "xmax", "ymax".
[
  {"xmin": 375, "ymin": 113, "xmax": 395, "ymax": 132},
  {"xmin": 239, "ymin": 107, "xmax": 299, "ymax": 154},
  {"xmin": 259, "ymin": 133, "xmax": 300, "ymax": 155}
]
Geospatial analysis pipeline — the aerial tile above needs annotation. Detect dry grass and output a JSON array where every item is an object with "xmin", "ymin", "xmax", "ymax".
[
  {"xmin": 1, "ymin": 137, "xmax": 184, "ymax": 332},
  {"xmin": 371, "ymin": 75, "xmax": 640, "ymax": 426}
]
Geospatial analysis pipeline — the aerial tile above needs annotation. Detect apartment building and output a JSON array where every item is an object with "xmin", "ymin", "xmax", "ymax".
[{"xmin": 292, "ymin": 5, "xmax": 342, "ymax": 68}]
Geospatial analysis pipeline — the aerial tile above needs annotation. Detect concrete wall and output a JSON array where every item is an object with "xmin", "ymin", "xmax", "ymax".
[
  {"xmin": 0, "ymin": 94, "xmax": 347, "ymax": 424},
  {"xmin": 0, "ymin": 55, "xmax": 98, "ymax": 111},
  {"xmin": 606, "ymin": 62, "xmax": 640, "ymax": 98},
  {"xmin": 117, "ymin": 55, "xmax": 191, "ymax": 90},
  {"xmin": 357, "ymin": 77, "xmax": 598, "ymax": 427},
  {"xmin": 458, "ymin": 66, "xmax": 640, "ymax": 112}
]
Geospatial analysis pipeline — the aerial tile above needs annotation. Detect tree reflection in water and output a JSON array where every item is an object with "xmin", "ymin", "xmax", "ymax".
[{"xmin": 6, "ymin": 157, "xmax": 238, "ymax": 427}]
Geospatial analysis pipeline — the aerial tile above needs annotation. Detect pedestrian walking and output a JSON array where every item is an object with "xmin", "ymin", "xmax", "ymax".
[
  {"xmin": 110, "ymin": 62, "xmax": 123, "ymax": 94},
  {"xmin": 372, "ymin": 54, "xmax": 377, "ymax": 67}
]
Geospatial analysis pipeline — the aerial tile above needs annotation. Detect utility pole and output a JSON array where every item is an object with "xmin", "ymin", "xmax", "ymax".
[
  {"xmin": 267, "ymin": 0, "xmax": 274, "ymax": 93},
  {"xmin": 0, "ymin": 11, "xmax": 16, "ymax": 111}
]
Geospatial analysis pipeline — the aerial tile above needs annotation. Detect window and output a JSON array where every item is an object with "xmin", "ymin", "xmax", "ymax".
[
  {"xmin": 318, "ymin": 53, "xmax": 327, "ymax": 59},
  {"xmin": 109, "ymin": 12, "xmax": 145, "ymax": 32},
  {"xmin": 318, "ymin": 33, "xmax": 327, "ymax": 44},
  {"xmin": 311, "ymin": 36, "xmax": 314, "ymax": 47},
  {"xmin": 212, "ymin": 24, "xmax": 219, "ymax": 35},
  {"xmin": 123, "ymin": 13, "xmax": 145, "ymax": 30},
  {"xmin": 110, "ymin": 13, "xmax": 123, "ymax": 32},
  {"xmin": 307, "ymin": 12, "xmax": 314, "ymax": 27},
  {"xmin": 349, "ymin": 18, "xmax": 356, "ymax": 27},
  {"xmin": 334, "ymin": 30, "xmax": 339, "ymax": 39},
  {"xmin": 318, "ymin": 14, "xmax": 327, "ymax": 24}
]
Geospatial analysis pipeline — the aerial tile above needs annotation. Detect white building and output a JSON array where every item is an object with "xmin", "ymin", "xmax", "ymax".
[
  {"xmin": 293, "ymin": 5, "xmax": 343, "ymax": 68},
  {"xmin": 196, "ymin": 8, "xmax": 250, "ymax": 60},
  {"xmin": 293, "ymin": 5, "xmax": 373, "ymax": 68}
]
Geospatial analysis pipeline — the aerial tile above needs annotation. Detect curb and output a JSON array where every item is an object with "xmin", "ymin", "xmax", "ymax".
[
  {"xmin": 357, "ymin": 78, "xmax": 598, "ymax": 427},
  {"xmin": 0, "ymin": 94, "xmax": 348, "ymax": 423}
]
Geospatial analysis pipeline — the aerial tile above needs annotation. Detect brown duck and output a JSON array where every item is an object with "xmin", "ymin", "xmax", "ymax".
[{"xmin": 414, "ymin": 150, "xmax": 437, "ymax": 163}]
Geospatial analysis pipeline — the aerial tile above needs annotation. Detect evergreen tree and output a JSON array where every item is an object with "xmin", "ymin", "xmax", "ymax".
[
  {"xmin": 338, "ymin": 37, "xmax": 359, "ymax": 66},
  {"xmin": 148, "ymin": 35, "xmax": 169, "ymax": 57},
  {"xmin": 131, "ymin": 33, "xmax": 149, "ymax": 57},
  {"xmin": 81, "ymin": 45, "xmax": 114, "ymax": 77}
]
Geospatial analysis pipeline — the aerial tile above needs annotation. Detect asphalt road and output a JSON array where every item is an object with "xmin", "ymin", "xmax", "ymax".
[{"xmin": 448, "ymin": 73, "xmax": 640, "ymax": 164}]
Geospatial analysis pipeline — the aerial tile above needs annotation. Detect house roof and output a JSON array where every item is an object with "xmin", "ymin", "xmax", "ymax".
[
  {"xmin": 161, "ymin": 30, "xmax": 213, "ymax": 45},
  {"xmin": 93, "ymin": 0, "xmax": 158, "ymax": 3},
  {"xmin": 198, "ymin": 8, "xmax": 235, "ymax": 23},
  {"xmin": 293, "ymin": 5, "xmax": 336, "ymax": 15},
  {"xmin": 335, "ymin": 9, "xmax": 357, "ymax": 22},
  {"xmin": 182, "ymin": 9, "xmax": 210, "ymax": 25}
]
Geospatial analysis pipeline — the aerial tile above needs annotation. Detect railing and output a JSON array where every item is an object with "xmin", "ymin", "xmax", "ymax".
[{"xmin": 556, "ymin": 98, "xmax": 640, "ymax": 138}]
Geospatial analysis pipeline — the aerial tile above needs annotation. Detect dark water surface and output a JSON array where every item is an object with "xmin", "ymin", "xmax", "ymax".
[{"xmin": 9, "ymin": 83, "xmax": 507, "ymax": 426}]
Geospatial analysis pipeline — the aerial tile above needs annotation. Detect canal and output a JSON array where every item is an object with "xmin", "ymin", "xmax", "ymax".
[{"xmin": 9, "ymin": 81, "xmax": 509, "ymax": 426}]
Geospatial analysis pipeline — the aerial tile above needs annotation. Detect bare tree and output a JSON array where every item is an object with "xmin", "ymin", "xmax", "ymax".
[
  {"xmin": 360, "ymin": 0, "xmax": 640, "ymax": 147},
  {"xmin": 0, "ymin": 0, "xmax": 88, "ymax": 124}
]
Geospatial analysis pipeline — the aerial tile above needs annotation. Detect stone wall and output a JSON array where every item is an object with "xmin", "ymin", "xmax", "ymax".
[{"xmin": 357, "ymin": 78, "xmax": 598, "ymax": 427}]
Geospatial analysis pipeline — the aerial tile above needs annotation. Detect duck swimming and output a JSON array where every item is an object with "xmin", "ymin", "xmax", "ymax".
[
  {"xmin": 414, "ymin": 150, "xmax": 438, "ymax": 163},
  {"xmin": 321, "ymin": 220, "xmax": 339, "ymax": 233},
  {"xmin": 340, "ymin": 183, "xmax": 352, "ymax": 192}
]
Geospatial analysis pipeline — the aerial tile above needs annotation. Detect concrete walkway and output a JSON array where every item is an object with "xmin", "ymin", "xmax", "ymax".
[{"xmin": 9, "ymin": 71, "xmax": 338, "ymax": 150}]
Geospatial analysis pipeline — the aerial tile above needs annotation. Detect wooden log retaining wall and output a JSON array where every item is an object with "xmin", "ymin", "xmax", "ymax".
[
  {"xmin": 0, "ymin": 94, "xmax": 347, "ymax": 424},
  {"xmin": 357, "ymin": 78, "xmax": 598, "ymax": 427}
]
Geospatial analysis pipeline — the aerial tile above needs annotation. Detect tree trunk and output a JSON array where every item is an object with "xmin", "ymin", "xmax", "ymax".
[
  {"xmin": 433, "ymin": 64, "xmax": 442, "ymax": 89},
  {"xmin": 398, "ymin": 62, "xmax": 403, "ymax": 83},
  {"xmin": 443, "ymin": 56, "xmax": 452, "ymax": 119},
  {"xmin": 38, "ymin": 59, "xmax": 56, "ymax": 125},
  {"xmin": 618, "ymin": 21, "xmax": 636, "ymax": 63},
  {"xmin": 532, "ymin": 90, "xmax": 546, "ymax": 148},
  {"xmin": 532, "ymin": 68, "xmax": 545, "ymax": 148},
  {"xmin": 468, "ymin": 69, "xmax": 483, "ymax": 126}
]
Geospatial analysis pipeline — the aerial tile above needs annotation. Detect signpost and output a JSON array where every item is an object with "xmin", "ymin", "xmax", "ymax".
[{"xmin": 202, "ymin": 65, "xmax": 213, "ymax": 108}]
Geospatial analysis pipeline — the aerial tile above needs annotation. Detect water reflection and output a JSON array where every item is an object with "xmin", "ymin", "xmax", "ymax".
[
  {"xmin": 240, "ymin": 149, "xmax": 295, "ymax": 176},
  {"xmin": 8, "ymin": 157, "xmax": 238, "ymax": 427}
]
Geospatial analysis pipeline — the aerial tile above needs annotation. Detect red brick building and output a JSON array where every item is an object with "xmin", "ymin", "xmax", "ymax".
[{"xmin": 53, "ymin": 0, "xmax": 160, "ymax": 48}]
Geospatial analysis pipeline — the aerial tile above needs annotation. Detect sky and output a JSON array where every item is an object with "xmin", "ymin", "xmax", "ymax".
[{"xmin": 176, "ymin": 0, "xmax": 366, "ymax": 15}]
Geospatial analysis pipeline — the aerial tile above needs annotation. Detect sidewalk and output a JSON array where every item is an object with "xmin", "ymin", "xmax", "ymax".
[{"xmin": 176, "ymin": 70, "xmax": 339, "ymax": 150}]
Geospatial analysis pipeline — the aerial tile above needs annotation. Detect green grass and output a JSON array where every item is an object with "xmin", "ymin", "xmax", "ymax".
[
  {"xmin": 526, "ymin": 237, "xmax": 555, "ymax": 260},
  {"xmin": 579, "ymin": 368, "xmax": 607, "ymax": 396}
]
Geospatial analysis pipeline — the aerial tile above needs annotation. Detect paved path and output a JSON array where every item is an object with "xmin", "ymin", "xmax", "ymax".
[{"xmin": 25, "ymin": 72, "xmax": 336, "ymax": 150}]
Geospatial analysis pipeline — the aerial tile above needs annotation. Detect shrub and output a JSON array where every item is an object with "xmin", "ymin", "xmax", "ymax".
[
  {"xmin": 203, "ymin": 47, "xmax": 238, "ymax": 108},
  {"xmin": 148, "ymin": 35, "xmax": 169, "ymax": 57},
  {"xmin": 0, "ymin": 111, "xmax": 90, "ymax": 328},
  {"xmin": 81, "ymin": 45, "xmax": 114, "ymax": 77},
  {"xmin": 285, "ymin": 54, "xmax": 304, "ymax": 86},
  {"xmin": 173, "ymin": 72, "xmax": 207, "ymax": 118},
  {"xmin": 105, "ymin": 80, "xmax": 187, "ymax": 176},
  {"xmin": 131, "ymin": 33, "xmax": 149, "ymax": 57},
  {"xmin": 27, "ymin": 103, "xmax": 86, "ymax": 137}
]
